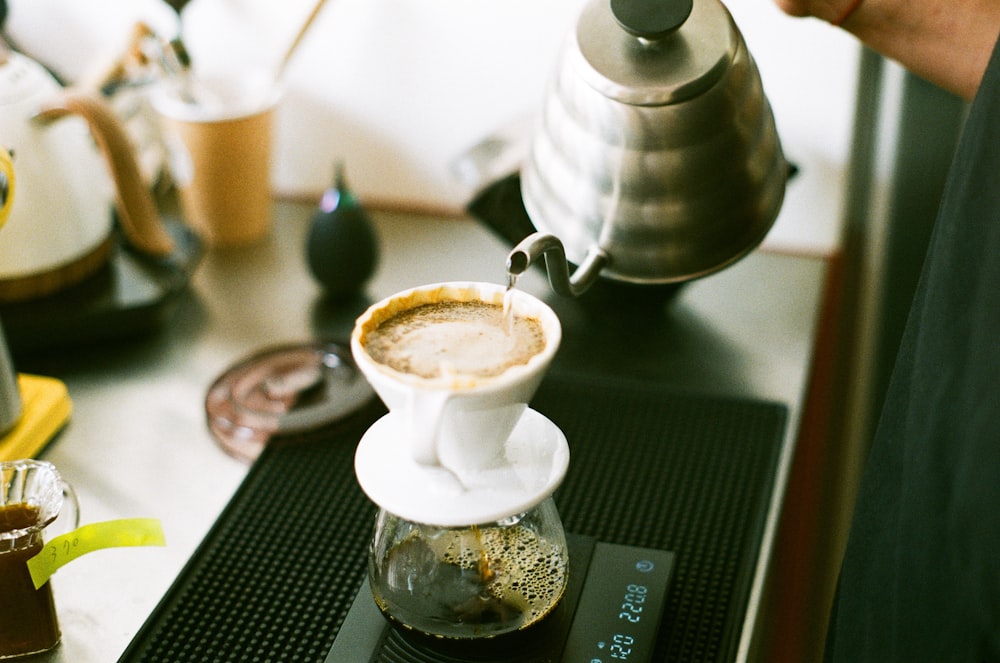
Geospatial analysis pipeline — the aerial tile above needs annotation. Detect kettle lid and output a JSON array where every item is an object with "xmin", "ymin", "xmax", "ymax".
[
  {"xmin": 0, "ymin": 50, "xmax": 57, "ymax": 106},
  {"xmin": 574, "ymin": 0, "xmax": 738, "ymax": 106}
]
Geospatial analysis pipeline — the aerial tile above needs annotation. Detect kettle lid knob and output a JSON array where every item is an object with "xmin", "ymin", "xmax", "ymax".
[
  {"xmin": 574, "ymin": 0, "xmax": 737, "ymax": 106},
  {"xmin": 611, "ymin": 0, "xmax": 692, "ymax": 40}
]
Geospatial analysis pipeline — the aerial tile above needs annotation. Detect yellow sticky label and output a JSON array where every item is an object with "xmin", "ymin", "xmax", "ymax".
[{"xmin": 27, "ymin": 518, "xmax": 166, "ymax": 589}]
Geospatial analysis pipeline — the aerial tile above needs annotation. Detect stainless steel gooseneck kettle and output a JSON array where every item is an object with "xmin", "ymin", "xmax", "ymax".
[{"xmin": 508, "ymin": 0, "xmax": 787, "ymax": 296}]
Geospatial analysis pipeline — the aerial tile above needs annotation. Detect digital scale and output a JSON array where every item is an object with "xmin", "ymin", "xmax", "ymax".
[{"xmin": 326, "ymin": 535, "xmax": 675, "ymax": 663}]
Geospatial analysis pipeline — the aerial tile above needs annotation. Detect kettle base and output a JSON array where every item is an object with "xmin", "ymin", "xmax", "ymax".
[{"xmin": 0, "ymin": 235, "xmax": 113, "ymax": 304}]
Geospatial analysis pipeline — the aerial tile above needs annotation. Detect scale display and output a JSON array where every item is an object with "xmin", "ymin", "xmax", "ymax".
[
  {"xmin": 326, "ymin": 536, "xmax": 675, "ymax": 663},
  {"xmin": 561, "ymin": 543, "xmax": 674, "ymax": 662}
]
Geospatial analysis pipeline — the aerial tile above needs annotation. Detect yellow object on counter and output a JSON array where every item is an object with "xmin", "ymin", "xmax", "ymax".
[
  {"xmin": 0, "ymin": 374, "xmax": 72, "ymax": 462},
  {"xmin": 0, "ymin": 145, "xmax": 14, "ymax": 229},
  {"xmin": 27, "ymin": 518, "xmax": 167, "ymax": 589}
]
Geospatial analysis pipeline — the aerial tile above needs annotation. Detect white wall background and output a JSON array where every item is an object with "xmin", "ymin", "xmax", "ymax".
[{"xmin": 6, "ymin": 0, "xmax": 860, "ymax": 255}]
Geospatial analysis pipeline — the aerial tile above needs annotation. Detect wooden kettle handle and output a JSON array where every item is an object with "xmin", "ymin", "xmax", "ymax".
[{"xmin": 32, "ymin": 91, "xmax": 175, "ymax": 257}]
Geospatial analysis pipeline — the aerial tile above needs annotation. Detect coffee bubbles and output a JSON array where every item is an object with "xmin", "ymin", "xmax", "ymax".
[
  {"xmin": 369, "ymin": 501, "xmax": 568, "ymax": 640},
  {"xmin": 361, "ymin": 301, "xmax": 545, "ymax": 381}
]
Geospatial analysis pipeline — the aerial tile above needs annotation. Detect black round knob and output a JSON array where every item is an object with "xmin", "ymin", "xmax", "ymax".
[
  {"xmin": 306, "ymin": 165, "xmax": 379, "ymax": 297},
  {"xmin": 610, "ymin": 0, "xmax": 693, "ymax": 40}
]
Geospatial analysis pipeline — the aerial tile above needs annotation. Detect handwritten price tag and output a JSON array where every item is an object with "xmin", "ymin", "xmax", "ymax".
[{"xmin": 27, "ymin": 518, "xmax": 166, "ymax": 589}]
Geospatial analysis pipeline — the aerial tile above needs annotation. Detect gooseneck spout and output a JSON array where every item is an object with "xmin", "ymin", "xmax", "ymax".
[{"xmin": 506, "ymin": 232, "xmax": 608, "ymax": 297}]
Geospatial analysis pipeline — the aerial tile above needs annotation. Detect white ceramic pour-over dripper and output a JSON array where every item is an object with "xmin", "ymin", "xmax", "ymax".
[{"xmin": 351, "ymin": 281, "xmax": 566, "ymax": 527}]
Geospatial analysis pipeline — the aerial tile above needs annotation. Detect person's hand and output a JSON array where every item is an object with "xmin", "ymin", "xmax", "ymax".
[
  {"xmin": 771, "ymin": 0, "xmax": 861, "ymax": 24},
  {"xmin": 771, "ymin": 0, "xmax": 1000, "ymax": 100}
]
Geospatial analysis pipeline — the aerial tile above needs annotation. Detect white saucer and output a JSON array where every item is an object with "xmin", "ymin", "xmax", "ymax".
[{"xmin": 354, "ymin": 408, "xmax": 569, "ymax": 527}]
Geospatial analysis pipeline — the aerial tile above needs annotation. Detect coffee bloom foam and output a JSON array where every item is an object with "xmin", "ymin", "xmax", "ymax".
[{"xmin": 362, "ymin": 302, "xmax": 545, "ymax": 381}]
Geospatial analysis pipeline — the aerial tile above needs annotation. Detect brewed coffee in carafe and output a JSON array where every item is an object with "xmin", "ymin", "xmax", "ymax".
[
  {"xmin": 369, "ymin": 498, "xmax": 568, "ymax": 640},
  {"xmin": 351, "ymin": 282, "xmax": 570, "ymax": 641}
]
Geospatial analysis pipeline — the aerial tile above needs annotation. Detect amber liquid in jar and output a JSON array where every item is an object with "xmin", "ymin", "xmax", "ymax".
[
  {"xmin": 0, "ymin": 503, "xmax": 61, "ymax": 658},
  {"xmin": 371, "ymin": 521, "xmax": 568, "ymax": 641}
]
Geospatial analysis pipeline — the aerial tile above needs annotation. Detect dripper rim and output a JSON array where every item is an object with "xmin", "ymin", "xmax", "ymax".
[{"xmin": 351, "ymin": 281, "xmax": 562, "ymax": 392}]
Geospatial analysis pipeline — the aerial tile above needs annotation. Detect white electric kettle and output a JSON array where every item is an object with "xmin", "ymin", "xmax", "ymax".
[
  {"xmin": 0, "ymin": 48, "xmax": 174, "ymax": 302},
  {"xmin": 0, "ymin": 144, "xmax": 21, "ymax": 434}
]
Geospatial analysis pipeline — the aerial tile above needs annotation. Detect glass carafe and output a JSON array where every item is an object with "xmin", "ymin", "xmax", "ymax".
[{"xmin": 368, "ymin": 496, "xmax": 568, "ymax": 640}]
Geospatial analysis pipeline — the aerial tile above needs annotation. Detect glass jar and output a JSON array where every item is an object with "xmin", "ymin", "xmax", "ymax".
[{"xmin": 368, "ymin": 496, "xmax": 568, "ymax": 640}]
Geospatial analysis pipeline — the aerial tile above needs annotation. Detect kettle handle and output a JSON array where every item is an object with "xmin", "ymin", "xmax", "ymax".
[{"xmin": 32, "ymin": 92, "xmax": 175, "ymax": 257}]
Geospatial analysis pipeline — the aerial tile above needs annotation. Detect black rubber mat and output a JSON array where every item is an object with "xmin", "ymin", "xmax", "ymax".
[{"xmin": 119, "ymin": 371, "xmax": 786, "ymax": 663}]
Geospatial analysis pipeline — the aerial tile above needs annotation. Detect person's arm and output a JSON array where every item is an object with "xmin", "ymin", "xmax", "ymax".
[{"xmin": 774, "ymin": 0, "xmax": 1000, "ymax": 100}]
